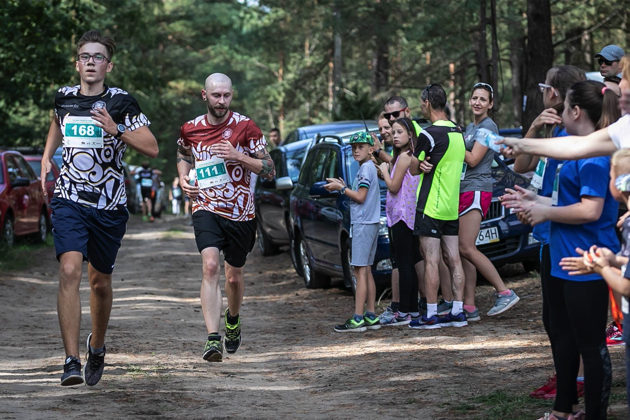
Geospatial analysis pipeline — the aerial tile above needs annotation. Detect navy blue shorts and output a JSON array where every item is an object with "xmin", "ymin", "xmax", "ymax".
[
  {"xmin": 192, "ymin": 210, "xmax": 256, "ymax": 268},
  {"xmin": 51, "ymin": 197, "xmax": 129, "ymax": 274}
]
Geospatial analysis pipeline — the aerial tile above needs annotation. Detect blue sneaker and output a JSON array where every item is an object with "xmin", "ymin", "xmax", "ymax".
[
  {"xmin": 409, "ymin": 315, "xmax": 441, "ymax": 330},
  {"xmin": 438, "ymin": 312, "xmax": 468, "ymax": 328},
  {"xmin": 464, "ymin": 308, "xmax": 481, "ymax": 322},
  {"xmin": 60, "ymin": 356, "xmax": 83, "ymax": 386},
  {"xmin": 437, "ymin": 299, "xmax": 453, "ymax": 316}
]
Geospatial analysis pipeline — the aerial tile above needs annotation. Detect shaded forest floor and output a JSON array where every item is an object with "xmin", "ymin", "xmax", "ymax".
[{"xmin": 0, "ymin": 214, "xmax": 627, "ymax": 419}]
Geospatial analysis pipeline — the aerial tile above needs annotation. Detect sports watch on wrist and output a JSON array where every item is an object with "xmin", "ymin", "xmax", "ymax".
[
  {"xmin": 116, "ymin": 123, "xmax": 126, "ymax": 138},
  {"xmin": 340, "ymin": 186, "xmax": 346, "ymax": 195}
]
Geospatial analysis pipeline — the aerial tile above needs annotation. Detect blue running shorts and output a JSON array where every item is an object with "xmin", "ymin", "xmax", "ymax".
[{"xmin": 51, "ymin": 197, "xmax": 128, "ymax": 274}]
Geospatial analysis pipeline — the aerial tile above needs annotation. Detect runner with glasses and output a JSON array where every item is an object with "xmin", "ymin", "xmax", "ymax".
[{"xmin": 40, "ymin": 29, "xmax": 158, "ymax": 387}]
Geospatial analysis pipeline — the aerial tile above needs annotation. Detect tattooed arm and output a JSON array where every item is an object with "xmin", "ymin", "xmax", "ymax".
[
  {"xmin": 176, "ymin": 144, "xmax": 199, "ymax": 199},
  {"xmin": 211, "ymin": 140, "xmax": 276, "ymax": 180}
]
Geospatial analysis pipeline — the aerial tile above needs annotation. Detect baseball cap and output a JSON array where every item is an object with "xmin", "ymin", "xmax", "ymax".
[
  {"xmin": 595, "ymin": 45, "xmax": 625, "ymax": 62},
  {"xmin": 348, "ymin": 131, "xmax": 374, "ymax": 146}
]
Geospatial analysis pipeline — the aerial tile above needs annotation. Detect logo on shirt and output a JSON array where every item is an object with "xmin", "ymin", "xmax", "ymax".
[
  {"xmin": 222, "ymin": 128, "xmax": 233, "ymax": 139},
  {"xmin": 92, "ymin": 101, "xmax": 106, "ymax": 110}
]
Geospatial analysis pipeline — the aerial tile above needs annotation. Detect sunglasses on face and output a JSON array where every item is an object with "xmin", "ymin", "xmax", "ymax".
[
  {"xmin": 598, "ymin": 57, "xmax": 616, "ymax": 66},
  {"xmin": 538, "ymin": 82, "xmax": 554, "ymax": 93},
  {"xmin": 384, "ymin": 109, "xmax": 406, "ymax": 120}
]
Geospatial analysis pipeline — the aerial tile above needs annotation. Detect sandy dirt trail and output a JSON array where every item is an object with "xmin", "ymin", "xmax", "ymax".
[{"xmin": 0, "ymin": 214, "xmax": 626, "ymax": 419}]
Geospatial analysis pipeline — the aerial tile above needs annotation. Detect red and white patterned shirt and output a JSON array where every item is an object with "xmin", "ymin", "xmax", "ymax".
[{"xmin": 177, "ymin": 111, "xmax": 266, "ymax": 221}]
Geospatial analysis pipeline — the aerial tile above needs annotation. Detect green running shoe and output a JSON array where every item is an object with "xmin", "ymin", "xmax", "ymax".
[
  {"xmin": 334, "ymin": 317, "xmax": 367, "ymax": 333},
  {"xmin": 224, "ymin": 309, "xmax": 241, "ymax": 354},
  {"xmin": 363, "ymin": 314, "xmax": 381, "ymax": 330},
  {"xmin": 203, "ymin": 337, "xmax": 223, "ymax": 362}
]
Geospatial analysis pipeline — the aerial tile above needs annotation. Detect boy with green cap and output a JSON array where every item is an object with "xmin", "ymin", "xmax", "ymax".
[{"xmin": 325, "ymin": 132, "xmax": 381, "ymax": 332}]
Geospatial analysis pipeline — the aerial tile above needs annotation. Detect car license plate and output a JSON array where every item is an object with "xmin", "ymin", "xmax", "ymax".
[{"xmin": 476, "ymin": 227, "xmax": 499, "ymax": 245}]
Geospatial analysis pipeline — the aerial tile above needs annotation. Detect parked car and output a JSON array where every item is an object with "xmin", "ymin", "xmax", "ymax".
[
  {"xmin": 0, "ymin": 150, "xmax": 49, "ymax": 247},
  {"xmin": 255, "ymin": 139, "xmax": 312, "ymax": 256},
  {"xmin": 255, "ymin": 121, "xmax": 381, "ymax": 257},
  {"xmin": 288, "ymin": 134, "xmax": 391, "ymax": 291},
  {"xmin": 477, "ymin": 154, "xmax": 539, "ymax": 271},
  {"xmin": 280, "ymin": 120, "xmax": 379, "ymax": 146}
]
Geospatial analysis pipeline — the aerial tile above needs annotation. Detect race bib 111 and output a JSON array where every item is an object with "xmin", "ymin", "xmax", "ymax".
[
  {"xmin": 63, "ymin": 116, "xmax": 103, "ymax": 148},
  {"xmin": 196, "ymin": 157, "xmax": 230, "ymax": 189}
]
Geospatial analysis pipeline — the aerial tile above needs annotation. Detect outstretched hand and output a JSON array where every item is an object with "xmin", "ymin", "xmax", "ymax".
[{"xmin": 324, "ymin": 177, "xmax": 345, "ymax": 192}]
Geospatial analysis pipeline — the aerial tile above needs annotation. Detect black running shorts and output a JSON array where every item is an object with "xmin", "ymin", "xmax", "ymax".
[
  {"xmin": 192, "ymin": 210, "xmax": 256, "ymax": 268},
  {"xmin": 413, "ymin": 212, "xmax": 459, "ymax": 238}
]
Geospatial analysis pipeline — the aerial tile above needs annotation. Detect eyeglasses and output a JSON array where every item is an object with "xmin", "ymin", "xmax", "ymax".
[
  {"xmin": 598, "ymin": 57, "xmax": 616, "ymax": 66},
  {"xmin": 76, "ymin": 53, "xmax": 110, "ymax": 64},
  {"xmin": 384, "ymin": 108, "xmax": 406, "ymax": 120},
  {"xmin": 473, "ymin": 82, "xmax": 494, "ymax": 95},
  {"xmin": 538, "ymin": 83, "xmax": 554, "ymax": 93}
]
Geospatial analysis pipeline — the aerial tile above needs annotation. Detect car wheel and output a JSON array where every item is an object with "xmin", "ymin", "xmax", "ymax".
[
  {"xmin": 256, "ymin": 223, "xmax": 278, "ymax": 256},
  {"xmin": 290, "ymin": 234, "xmax": 304, "ymax": 277},
  {"xmin": 35, "ymin": 211, "xmax": 47, "ymax": 243},
  {"xmin": 298, "ymin": 236, "xmax": 329, "ymax": 288},
  {"xmin": 341, "ymin": 237, "xmax": 357, "ymax": 295},
  {"xmin": 2, "ymin": 216, "xmax": 15, "ymax": 248}
]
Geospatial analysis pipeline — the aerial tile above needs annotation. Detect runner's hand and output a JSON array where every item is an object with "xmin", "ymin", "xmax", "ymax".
[
  {"xmin": 212, "ymin": 140, "xmax": 240, "ymax": 161},
  {"xmin": 40, "ymin": 158, "xmax": 51, "ymax": 198},
  {"xmin": 90, "ymin": 106, "xmax": 118, "ymax": 136},
  {"xmin": 180, "ymin": 174, "xmax": 199, "ymax": 199}
]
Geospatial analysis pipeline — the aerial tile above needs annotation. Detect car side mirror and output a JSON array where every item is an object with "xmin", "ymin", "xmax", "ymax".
[
  {"xmin": 11, "ymin": 177, "xmax": 30, "ymax": 187},
  {"xmin": 275, "ymin": 176, "xmax": 293, "ymax": 190},
  {"xmin": 309, "ymin": 180, "xmax": 334, "ymax": 197}
]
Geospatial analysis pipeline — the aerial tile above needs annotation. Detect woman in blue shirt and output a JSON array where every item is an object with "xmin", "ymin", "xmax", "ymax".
[{"xmin": 505, "ymin": 80, "xmax": 620, "ymax": 420}]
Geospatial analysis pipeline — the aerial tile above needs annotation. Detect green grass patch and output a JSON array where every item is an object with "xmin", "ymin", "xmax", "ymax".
[
  {"xmin": 0, "ymin": 234, "xmax": 54, "ymax": 271},
  {"xmin": 449, "ymin": 390, "xmax": 551, "ymax": 420},
  {"xmin": 449, "ymin": 388, "xmax": 627, "ymax": 420}
]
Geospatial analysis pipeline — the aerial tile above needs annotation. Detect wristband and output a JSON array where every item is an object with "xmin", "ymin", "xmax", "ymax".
[
  {"xmin": 373, "ymin": 149, "xmax": 381, "ymax": 158},
  {"xmin": 340, "ymin": 186, "xmax": 346, "ymax": 195}
]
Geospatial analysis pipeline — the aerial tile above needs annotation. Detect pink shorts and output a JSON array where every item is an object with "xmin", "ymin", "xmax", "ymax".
[{"xmin": 458, "ymin": 191, "xmax": 492, "ymax": 217}]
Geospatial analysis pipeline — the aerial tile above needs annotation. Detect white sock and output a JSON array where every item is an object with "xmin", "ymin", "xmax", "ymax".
[
  {"xmin": 451, "ymin": 301, "xmax": 463, "ymax": 316},
  {"xmin": 427, "ymin": 303, "xmax": 437, "ymax": 318}
]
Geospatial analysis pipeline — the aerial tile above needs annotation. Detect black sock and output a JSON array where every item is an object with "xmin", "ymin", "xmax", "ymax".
[
  {"xmin": 208, "ymin": 332, "xmax": 221, "ymax": 341},
  {"xmin": 391, "ymin": 301, "xmax": 400, "ymax": 312},
  {"xmin": 226, "ymin": 310, "xmax": 239, "ymax": 324}
]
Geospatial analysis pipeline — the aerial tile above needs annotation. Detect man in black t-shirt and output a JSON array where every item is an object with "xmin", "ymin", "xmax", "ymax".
[{"xmin": 40, "ymin": 30, "xmax": 158, "ymax": 387}]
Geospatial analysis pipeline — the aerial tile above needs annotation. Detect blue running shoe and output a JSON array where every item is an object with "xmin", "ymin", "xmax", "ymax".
[
  {"xmin": 438, "ymin": 312, "xmax": 468, "ymax": 328},
  {"xmin": 409, "ymin": 315, "xmax": 441, "ymax": 330},
  {"xmin": 60, "ymin": 356, "xmax": 83, "ymax": 386}
]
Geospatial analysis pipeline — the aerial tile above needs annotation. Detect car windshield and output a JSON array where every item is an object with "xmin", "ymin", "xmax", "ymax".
[{"xmin": 345, "ymin": 152, "xmax": 387, "ymax": 189}]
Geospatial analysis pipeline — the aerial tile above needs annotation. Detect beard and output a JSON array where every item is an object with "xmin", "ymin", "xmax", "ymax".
[{"xmin": 207, "ymin": 103, "xmax": 229, "ymax": 119}]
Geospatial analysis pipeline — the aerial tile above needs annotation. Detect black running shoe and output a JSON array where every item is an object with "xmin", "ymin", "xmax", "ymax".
[
  {"xmin": 61, "ymin": 356, "xmax": 84, "ymax": 386},
  {"xmin": 224, "ymin": 309, "xmax": 241, "ymax": 354},
  {"xmin": 203, "ymin": 337, "xmax": 223, "ymax": 362},
  {"xmin": 84, "ymin": 332, "xmax": 106, "ymax": 386}
]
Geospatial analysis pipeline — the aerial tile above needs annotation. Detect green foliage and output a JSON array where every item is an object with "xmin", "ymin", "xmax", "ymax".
[{"xmin": 0, "ymin": 0, "xmax": 627, "ymax": 180}]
